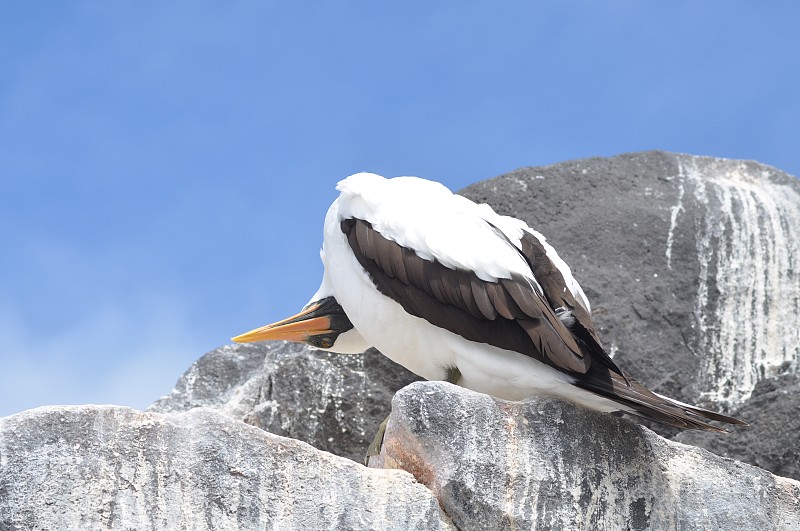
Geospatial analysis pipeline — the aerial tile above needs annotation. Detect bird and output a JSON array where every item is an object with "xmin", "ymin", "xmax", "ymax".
[{"xmin": 233, "ymin": 172, "xmax": 747, "ymax": 435}]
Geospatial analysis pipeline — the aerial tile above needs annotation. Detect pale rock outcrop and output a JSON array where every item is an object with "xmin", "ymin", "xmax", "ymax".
[
  {"xmin": 0, "ymin": 405, "xmax": 453, "ymax": 531},
  {"xmin": 149, "ymin": 342, "xmax": 419, "ymax": 462},
  {"xmin": 3, "ymin": 386, "xmax": 796, "ymax": 531},
  {"xmin": 373, "ymin": 381, "xmax": 800, "ymax": 531}
]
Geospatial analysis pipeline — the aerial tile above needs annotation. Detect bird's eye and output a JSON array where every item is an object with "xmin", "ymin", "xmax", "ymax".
[{"xmin": 319, "ymin": 337, "xmax": 333, "ymax": 348}]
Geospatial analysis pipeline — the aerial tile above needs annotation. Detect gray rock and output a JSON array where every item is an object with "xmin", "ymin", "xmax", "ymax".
[
  {"xmin": 461, "ymin": 151, "xmax": 800, "ymax": 476},
  {"xmin": 0, "ymin": 405, "xmax": 453, "ymax": 531},
  {"xmin": 676, "ymin": 366, "xmax": 800, "ymax": 479},
  {"xmin": 149, "ymin": 342, "xmax": 420, "ymax": 462},
  {"xmin": 373, "ymin": 381, "xmax": 800, "ymax": 531}
]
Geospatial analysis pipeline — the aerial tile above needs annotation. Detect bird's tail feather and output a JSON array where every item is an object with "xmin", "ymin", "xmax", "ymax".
[
  {"xmin": 651, "ymin": 391, "xmax": 749, "ymax": 427},
  {"xmin": 575, "ymin": 368, "xmax": 749, "ymax": 432}
]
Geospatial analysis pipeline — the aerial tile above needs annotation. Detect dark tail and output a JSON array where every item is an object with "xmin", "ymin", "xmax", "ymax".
[{"xmin": 575, "ymin": 366, "xmax": 749, "ymax": 432}]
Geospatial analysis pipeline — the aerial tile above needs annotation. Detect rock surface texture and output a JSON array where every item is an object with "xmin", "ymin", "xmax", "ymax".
[
  {"xmin": 0, "ymin": 406, "xmax": 453, "ymax": 531},
  {"xmin": 2, "ymin": 389, "xmax": 798, "ymax": 531},
  {"xmin": 374, "ymin": 382, "xmax": 800, "ymax": 531},
  {"xmin": 149, "ymin": 342, "xmax": 420, "ymax": 463}
]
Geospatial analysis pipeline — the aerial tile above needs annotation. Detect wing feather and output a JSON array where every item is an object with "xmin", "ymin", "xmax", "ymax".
[
  {"xmin": 470, "ymin": 275, "xmax": 497, "ymax": 320},
  {"xmin": 403, "ymin": 246, "xmax": 427, "ymax": 287},
  {"xmin": 518, "ymin": 230, "xmax": 624, "ymax": 377},
  {"xmin": 501, "ymin": 275, "xmax": 543, "ymax": 317},
  {"xmin": 485, "ymin": 282, "xmax": 513, "ymax": 319},
  {"xmin": 388, "ymin": 242, "xmax": 409, "ymax": 283},
  {"xmin": 457, "ymin": 269, "xmax": 482, "ymax": 318}
]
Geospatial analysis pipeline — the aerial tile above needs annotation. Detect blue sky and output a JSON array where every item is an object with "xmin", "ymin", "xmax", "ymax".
[{"xmin": 1, "ymin": 2, "xmax": 798, "ymax": 417}]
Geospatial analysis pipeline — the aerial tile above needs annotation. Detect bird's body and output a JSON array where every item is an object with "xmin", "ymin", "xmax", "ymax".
[
  {"xmin": 324, "ymin": 174, "xmax": 612, "ymax": 409},
  {"xmin": 235, "ymin": 172, "xmax": 747, "ymax": 432}
]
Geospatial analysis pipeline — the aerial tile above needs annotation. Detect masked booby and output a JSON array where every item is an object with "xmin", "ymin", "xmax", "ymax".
[{"xmin": 234, "ymin": 172, "xmax": 747, "ymax": 432}]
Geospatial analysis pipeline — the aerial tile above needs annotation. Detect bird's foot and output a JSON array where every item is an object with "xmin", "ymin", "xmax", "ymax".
[
  {"xmin": 445, "ymin": 365, "xmax": 462, "ymax": 385},
  {"xmin": 364, "ymin": 415, "xmax": 390, "ymax": 466}
]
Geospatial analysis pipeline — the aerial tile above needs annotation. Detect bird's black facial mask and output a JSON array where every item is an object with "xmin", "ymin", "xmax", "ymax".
[
  {"xmin": 301, "ymin": 296, "xmax": 355, "ymax": 349},
  {"xmin": 232, "ymin": 296, "xmax": 354, "ymax": 348}
]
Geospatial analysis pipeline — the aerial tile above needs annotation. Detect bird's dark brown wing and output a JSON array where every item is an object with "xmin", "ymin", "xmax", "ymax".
[
  {"xmin": 341, "ymin": 218, "xmax": 592, "ymax": 373},
  {"xmin": 517, "ymin": 231, "xmax": 624, "ymax": 377}
]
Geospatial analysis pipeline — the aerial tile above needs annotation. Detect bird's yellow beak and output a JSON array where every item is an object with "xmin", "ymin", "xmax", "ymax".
[{"xmin": 232, "ymin": 303, "xmax": 333, "ymax": 343}]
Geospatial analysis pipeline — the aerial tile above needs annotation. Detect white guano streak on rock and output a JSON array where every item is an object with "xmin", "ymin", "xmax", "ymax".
[
  {"xmin": 692, "ymin": 160, "xmax": 800, "ymax": 405},
  {"xmin": 502, "ymin": 412, "xmax": 518, "ymax": 522},
  {"xmin": 690, "ymin": 162, "xmax": 711, "ymax": 351},
  {"xmin": 665, "ymin": 167, "xmax": 686, "ymax": 270}
]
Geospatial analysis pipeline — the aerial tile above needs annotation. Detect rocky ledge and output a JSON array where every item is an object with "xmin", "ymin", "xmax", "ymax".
[
  {"xmin": 1, "ymin": 384, "xmax": 798, "ymax": 530},
  {"xmin": 376, "ymin": 382, "xmax": 800, "ymax": 531},
  {"xmin": 0, "ymin": 404, "xmax": 452, "ymax": 531}
]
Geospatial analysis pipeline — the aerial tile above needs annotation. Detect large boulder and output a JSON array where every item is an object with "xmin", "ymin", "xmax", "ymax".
[
  {"xmin": 373, "ymin": 382, "xmax": 800, "ymax": 531},
  {"xmin": 462, "ymin": 151, "xmax": 799, "ymax": 409},
  {"xmin": 0, "ymin": 405, "xmax": 453, "ymax": 531}
]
